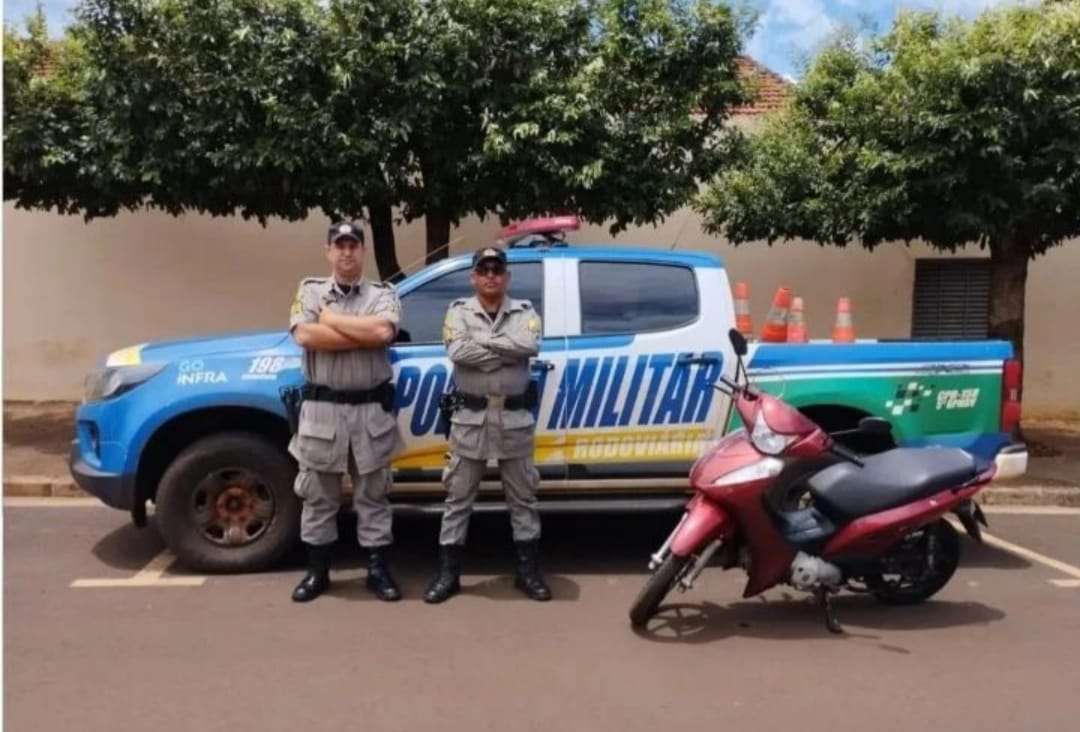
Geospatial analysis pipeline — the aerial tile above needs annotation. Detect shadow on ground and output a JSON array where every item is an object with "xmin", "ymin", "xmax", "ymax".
[{"xmin": 631, "ymin": 596, "xmax": 1007, "ymax": 648}]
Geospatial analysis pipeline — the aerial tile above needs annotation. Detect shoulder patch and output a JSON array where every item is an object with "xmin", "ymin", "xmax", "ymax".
[
  {"xmin": 290, "ymin": 284, "xmax": 305, "ymax": 317},
  {"xmin": 450, "ymin": 298, "xmax": 467, "ymax": 307},
  {"xmin": 301, "ymin": 276, "xmax": 328, "ymax": 286},
  {"xmin": 371, "ymin": 280, "xmax": 390, "ymax": 289}
]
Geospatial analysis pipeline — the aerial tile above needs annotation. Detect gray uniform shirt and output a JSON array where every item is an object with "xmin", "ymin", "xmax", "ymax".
[
  {"xmin": 287, "ymin": 277, "xmax": 405, "ymax": 474},
  {"xmin": 443, "ymin": 296, "xmax": 542, "ymax": 459}
]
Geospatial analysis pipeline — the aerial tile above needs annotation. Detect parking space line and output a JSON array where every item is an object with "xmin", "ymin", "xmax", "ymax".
[
  {"xmin": 978, "ymin": 530, "xmax": 1080, "ymax": 587},
  {"xmin": 71, "ymin": 550, "xmax": 206, "ymax": 588},
  {"xmin": 1050, "ymin": 579, "xmax": 1080, "ymax": 588}
]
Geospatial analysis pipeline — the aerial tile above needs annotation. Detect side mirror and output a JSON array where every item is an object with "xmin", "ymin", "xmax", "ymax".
[
  {"xmin": 728, "ymin": 328, "xmax": 748, "ymax": 357},
  {"xmin": 858, "ymin": 417, "xmax": 893, "ymax": 436}
]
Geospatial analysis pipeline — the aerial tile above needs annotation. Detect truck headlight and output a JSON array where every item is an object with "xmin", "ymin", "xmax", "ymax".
[{"xmin": 83, "ymin": 363, "xmax": 165, "ymax": 402}]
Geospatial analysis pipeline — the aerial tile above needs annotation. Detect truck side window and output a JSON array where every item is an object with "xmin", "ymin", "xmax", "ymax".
[
  {"xmin": 396, "ymin": 262, "xmax": 544, "ymax": 344},
  {"xmin": 579, "ymin": 262, "xmax": 698, "ymax": 335}
]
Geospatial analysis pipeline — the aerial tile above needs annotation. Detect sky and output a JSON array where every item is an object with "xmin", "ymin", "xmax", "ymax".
[{"xmin": 4, "ymin": 0, "xmax": 1032, "ymax": 81}]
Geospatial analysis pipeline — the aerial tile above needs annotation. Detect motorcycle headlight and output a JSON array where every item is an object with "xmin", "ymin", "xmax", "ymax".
[
  {"xmin": 83, "ymin": 363, "xmax": 165, "ymax": 403},
  {"xmin": 749, "ymin": 411, "xmax": 797, "ymax": 455},
  {"xmin": 712, "ymin": 458, "xmax": 784, "ymax": 486}
]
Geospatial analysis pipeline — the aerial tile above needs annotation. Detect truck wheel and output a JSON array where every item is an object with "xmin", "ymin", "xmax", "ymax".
[{"xmin": 155, "ymin": 432, "xmax": 300, "ymax": 573}]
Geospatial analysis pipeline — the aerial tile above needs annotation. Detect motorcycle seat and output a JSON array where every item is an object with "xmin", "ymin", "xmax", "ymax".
[{"xmin": 808, "ymin": 447, "xmax": 982, "ymax": 524}]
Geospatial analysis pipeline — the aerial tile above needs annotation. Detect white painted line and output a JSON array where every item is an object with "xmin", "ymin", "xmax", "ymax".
[
  {"xmin": 980, "ymin": 506, "xmax": 1080, "ymax": 516},
  {"xmin": 1050, "ymin": 579, "xmax": 1080, "ymax": 588},
  {"xmin": 5, "ymin": 497, "xmax": 102, "ymax": 508},
  {"xmin": 71, "ymin": 550, "xmax": 206, "ymax": 588},
  {"xmin": 979, "ymin": 531, "xmax": 1080, "ymax": 580}
]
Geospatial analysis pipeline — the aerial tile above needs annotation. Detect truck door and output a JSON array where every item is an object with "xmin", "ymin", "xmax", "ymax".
[{"xmin": 554, "ymin": 256, "xmax": 729, "ymax": 487}]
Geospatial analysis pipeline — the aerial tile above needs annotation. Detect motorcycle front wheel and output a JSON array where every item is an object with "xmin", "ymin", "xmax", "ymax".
[
  {"xmin": 864, "ymin": 518, "xmax": 961, "ymax": 605},
  {"xmin": 629, "ymin": 554, "xmax": 691, "ymax": 627}
]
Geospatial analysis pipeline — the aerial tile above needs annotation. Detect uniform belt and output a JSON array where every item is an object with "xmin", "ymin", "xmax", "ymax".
[
  {"xmin": 301, "ymin": 381, "xmax": 394, "ymax": 405},
  {"xmin": 456, "ymin": 390, "xmax": 531, "ymax": 411}
]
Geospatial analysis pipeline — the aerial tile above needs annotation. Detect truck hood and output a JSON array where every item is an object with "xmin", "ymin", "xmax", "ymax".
[{"xmin": 109, "ymin": 330, "xmax": 292, "ymax": 366}]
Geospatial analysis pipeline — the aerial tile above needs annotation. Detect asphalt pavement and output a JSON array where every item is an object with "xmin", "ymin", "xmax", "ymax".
[{"xmin": 4, "ymin": 500, "xmax": 1079, "ymax": 732}]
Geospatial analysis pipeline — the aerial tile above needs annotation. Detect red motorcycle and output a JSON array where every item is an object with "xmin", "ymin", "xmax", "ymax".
[{"xmin": 629, "ymin": 329, "xmax": 1014, "ymax": 633}]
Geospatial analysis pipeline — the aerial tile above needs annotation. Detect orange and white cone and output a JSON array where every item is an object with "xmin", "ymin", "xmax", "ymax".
[
  {"xmin": 760, "ymin": 286, "xmax": 792, "ymax": 343},
  {"xmin": 786, "ymin": 296, "xmax": 808, "ymax": 343},
  {"xmin": 734, "ymin": 281, "xmax": 753, "ymax": 338},
  {"xmin": 832, "ymin": 297, "xmax": 855, "ymax": 343}
]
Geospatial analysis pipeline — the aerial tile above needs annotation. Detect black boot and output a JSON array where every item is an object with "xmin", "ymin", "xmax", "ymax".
[
  {"xmin": 292, "ymin": 542, "xmax": 332, "ymax": 602},
  {"xmin": 513, "ymin": 540, "xmax": 552, "ymax": 601},
  {"xmin": 366, "ymin": 546, "xmax": 402, "ymax": 602},
  {"xmin": 424, "ymin": 544, "xmax": 463, "ymax": 604}
]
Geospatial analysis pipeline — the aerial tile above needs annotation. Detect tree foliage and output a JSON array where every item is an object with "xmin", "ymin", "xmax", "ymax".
[
  {"xmin": 4, "ymin": 0, "xmax": 750, "ymax": 280},
  {"xmin": 696, "ymin": 0, "xmax": 1080, "ymax": 384}
]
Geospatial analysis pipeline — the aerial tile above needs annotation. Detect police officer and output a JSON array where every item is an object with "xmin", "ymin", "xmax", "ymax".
[
  {"xmin": 287, "ymin": 221, "xmax": 405, "ymax": 603},
  {"xmin": 423, "ymin": 246, "xmax": 551, "ymax": 603}
]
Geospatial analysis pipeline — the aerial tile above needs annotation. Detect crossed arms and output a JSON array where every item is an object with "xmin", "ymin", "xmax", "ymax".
[
  {"xmin": 293, "ymin": 309, "xmax": 396, "ymax": 351},
  {"xmin": 445, "ymin": 308, "xmax": 540, "ymax": 372}
]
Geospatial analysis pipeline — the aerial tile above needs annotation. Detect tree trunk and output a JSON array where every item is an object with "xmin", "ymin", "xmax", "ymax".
[
  {"xmin": 425, "ymin": 207, "xmax": 452, "ymax": 265},
  {"xmin": 988, "ymin": 235, "xmax": 1030, "ymax": 436},
  {"xmin": 365, "ymin": 197, "xmax": 403, "ymax": 284}
]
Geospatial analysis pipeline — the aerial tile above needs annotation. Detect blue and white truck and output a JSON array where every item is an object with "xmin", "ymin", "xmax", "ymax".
[{"xmin": 70, "ymin": 220, "xmax": 1028, "ymax": 572}]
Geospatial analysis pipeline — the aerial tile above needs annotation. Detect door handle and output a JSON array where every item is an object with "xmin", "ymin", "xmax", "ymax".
[{"xmin": 677, "ymin": 353, "xmax": 720, "ymax": 366}]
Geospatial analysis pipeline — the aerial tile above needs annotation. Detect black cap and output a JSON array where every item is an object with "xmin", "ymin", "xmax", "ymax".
[
  {"xmin": 328, "ymin": 221, "xmax": 364, "ymax": 244},
  {"xmin": 472, "ymin": 246, "xmax": 507, "ymax": 268}
]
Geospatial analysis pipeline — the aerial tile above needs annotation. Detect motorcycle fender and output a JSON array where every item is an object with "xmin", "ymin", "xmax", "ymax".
[{"xmin": 670, "ymin": 499, "xmax": 732, "ymax": 557}]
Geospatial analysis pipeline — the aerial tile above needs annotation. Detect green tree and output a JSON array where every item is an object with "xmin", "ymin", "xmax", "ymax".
[
  {"xmin": 3, "ymin": 7, "xmax": 94, "ymax": 218},
  {"xmin": 696, "ymin": 1, "xmax": 1080, "ymax": 402},
  {"xmin": 4, "ymin": 0, "xmax": 750, "ymax": 280}
]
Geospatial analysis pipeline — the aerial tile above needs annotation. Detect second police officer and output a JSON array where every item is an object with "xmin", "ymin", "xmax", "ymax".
[{"xmin": 424, "ymin": 246, "xmax": 552, "ymax": 603}]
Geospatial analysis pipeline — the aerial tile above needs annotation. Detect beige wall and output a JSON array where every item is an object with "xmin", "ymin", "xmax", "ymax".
[{"xmin": 4, "ymin": 203, "xmax": 1078, "ymax": 413}]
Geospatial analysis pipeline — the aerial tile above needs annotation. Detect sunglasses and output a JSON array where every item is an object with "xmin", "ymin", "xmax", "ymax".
[{"xmin": 474, "ymin": 265, "xmax": 507, "ymax": 277}]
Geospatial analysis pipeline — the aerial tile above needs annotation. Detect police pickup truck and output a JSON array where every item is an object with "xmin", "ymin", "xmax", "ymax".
[{"xmin": 70, "ymin": 217, "xmax": 1028, "ymax": 572}]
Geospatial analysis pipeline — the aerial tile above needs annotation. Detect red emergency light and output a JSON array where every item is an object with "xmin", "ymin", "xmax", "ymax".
[{"xmin": 497, "ymin": 215, "xmax": 580, "ymax": 247}]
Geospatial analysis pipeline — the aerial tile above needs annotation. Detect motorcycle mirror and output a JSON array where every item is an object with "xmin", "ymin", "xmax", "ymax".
[
  {"xmin": 728, "ymin": 328, "xmax": 748, "ymax": 357},
  {"xmin": 858, "ymin": 417, "xmax": 893, "ymax": 436}
]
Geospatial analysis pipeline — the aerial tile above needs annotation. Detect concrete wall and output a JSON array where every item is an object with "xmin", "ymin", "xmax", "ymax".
[{"xmin": 4, "ymin": 202, "xmax": 1078, "ymax": 413}]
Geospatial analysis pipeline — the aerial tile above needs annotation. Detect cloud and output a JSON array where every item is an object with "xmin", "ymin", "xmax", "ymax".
[{"xmin": 745, "ymin": 0, "xmax": 844, "ymax": 75}]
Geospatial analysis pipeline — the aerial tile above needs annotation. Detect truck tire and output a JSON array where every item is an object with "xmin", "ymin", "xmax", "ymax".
[{"xmin": 155, "ymin": 432, "xmax": 300, "ymax": 573}]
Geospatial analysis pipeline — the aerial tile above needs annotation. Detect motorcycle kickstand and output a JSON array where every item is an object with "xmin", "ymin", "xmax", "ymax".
[{"xmin": 815, "ymin": 588, "xmax": 844, "ymax": 635}]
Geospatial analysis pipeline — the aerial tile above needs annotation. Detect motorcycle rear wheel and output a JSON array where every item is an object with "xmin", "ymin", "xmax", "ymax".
[
  {"xmin": 865, "ymin": 519, "xmax": 960, "ymax": 605},
  {"xmin": 629, "ymin": 554, "xmax": 691, "ymax": 627}
]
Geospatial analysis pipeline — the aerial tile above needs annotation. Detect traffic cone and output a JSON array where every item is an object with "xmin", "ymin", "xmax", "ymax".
[
  {"xmin": 832, "ymin": 297, "xmax": 855, "ymax": 343},
  {"xmin": 733, "ymin": 281, "xmax": 753, "ymax": 338},
  {"xmin": 760, "ymin": 286, "xmax": 791, "ymax": 343},
  {"xmin": 786, "ymin": 296, "xmax": 808, "ymax": 343}
]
